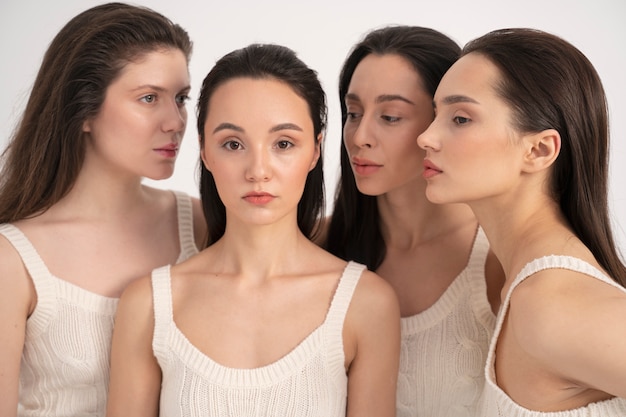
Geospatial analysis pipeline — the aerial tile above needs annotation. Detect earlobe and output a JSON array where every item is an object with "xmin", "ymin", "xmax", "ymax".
[
  {"xmin": 522, "ymin": 129, "xmax": 561, "ymax": 173},
  {"xmin": 82, "ymin": 119, "xmax": 92, "ymax": 133}
]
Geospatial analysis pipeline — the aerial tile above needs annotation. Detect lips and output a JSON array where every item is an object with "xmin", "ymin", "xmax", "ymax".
[
  {"xmin": 351, "ymin": 156, "xmax": 382, "ymax": 176},
  {"xmin": 243, "ymin": 191, "xmax": 275, "ymax": 205},
  {"xmin": 422, "ymin": 159, "xmax": 442, "ymax": 179},
  {"xmin": 154, "ymin": 143, "xmax": 179, "ymax": 158}
]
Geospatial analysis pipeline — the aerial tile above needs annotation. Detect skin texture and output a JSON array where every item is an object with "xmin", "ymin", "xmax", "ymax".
[
  {"xmin": 418, "ymin": 52, "xmax": 626, "ymax": 411},
  {"xmin": 106, "ymin": 77, "xmax": 401, "ymax": 417},
  {"xmin": 342, "ymin": 53, "xmax": 502, "ymax": 316},
  {"xmin": 0, "ymin": 48, "xmax": 206, "ymax": 416}
]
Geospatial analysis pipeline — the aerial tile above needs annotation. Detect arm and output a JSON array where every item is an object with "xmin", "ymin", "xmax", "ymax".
[
  {"xmin": 106, "ymin": 276, "xmax": 161, "ymax": 417},
  {"xmin": 512, "ymin": 268, "xmax": 626, "ymax": 397},
  {"xmin": 344, "ymin": 270, "xmax": 401, "ymax": 417},
  {"xmin": 0, "ymin": 238, "xmax": 35, "ymax": 417}
]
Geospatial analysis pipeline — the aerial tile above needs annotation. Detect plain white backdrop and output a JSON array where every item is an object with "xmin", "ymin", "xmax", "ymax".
[{"xmin": 1, "ymin": 0, "xmax": 624, "ymax": 255}]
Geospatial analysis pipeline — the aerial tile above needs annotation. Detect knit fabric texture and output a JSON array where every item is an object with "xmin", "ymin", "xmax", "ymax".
[
  {"xmin": 0, "ymin": 190, "xmax": 197, "ymax": 417},
  {"xmin": 396, "ymin": 227, "xmax": 496, "ymax": 417},
  {"xmin": 479, "ymin": 255, "xmax": 626, "ymax": 416},
  {"xmin": 151, "ymin": 261, "xmax": 365, "ymax": 417}
]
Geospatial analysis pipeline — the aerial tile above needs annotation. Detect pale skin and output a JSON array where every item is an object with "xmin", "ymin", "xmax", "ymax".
[
  {"xmin": 0, "ymin": 48, "xmax": 206, "ymax": 416},
  {"xmin": 340, "ymin": 53, "xmax": 503, "ymax": 316},
  {"xmin": 418, "ymin": 52, "xmax": 626, "ymax": 410},
  {"xmin": 106, "ymin": 77, "xmax": 401, "ymax": 417}
]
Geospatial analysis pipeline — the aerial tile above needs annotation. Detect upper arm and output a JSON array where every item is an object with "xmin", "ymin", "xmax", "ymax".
[
  {"xmin": 0, "ymin": 237, "xmax": 35, "ymax": 417},
  {"xmin": 344, "ymin": 270, "xmax": 401, "ymax": 417},
  {"xmin": 106, "ymin": 276, "xmax": 161, "ymax": 417},
  {"xmin": 190, "ymin": 197, "xmax": 207, "ymax": 250},
  {"xmin": 511, "ymin": 269, "xmax": 626, "ymax": 397}
]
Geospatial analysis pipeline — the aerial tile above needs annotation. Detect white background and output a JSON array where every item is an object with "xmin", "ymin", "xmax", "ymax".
[{"xmin": 1, "ymin": 0, "xmax": 624, "ymax": 256}]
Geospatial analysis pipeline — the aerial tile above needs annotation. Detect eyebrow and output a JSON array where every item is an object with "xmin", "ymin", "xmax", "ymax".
[
  {"xmin": 345, "ymin": 92, "xmax": 415, "ymax": 105},
  {"xmin": 212, "ymin": 122, "xmax": 302, "ymax": 134},
  {"xmin": 131, "ymin": 84, "xmax": 191, "ymax": 93},
  {"xmin": 433, "ymin": 94, "xmax": 480, "ymax": 109}
]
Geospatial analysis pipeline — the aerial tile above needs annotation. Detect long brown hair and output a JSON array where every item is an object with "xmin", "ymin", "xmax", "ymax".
[
  {"xmin": 464, "ymin": 28, "xmax": 626, "ymax": 286},
  {"xmin": 0, "ymin": 2, "xmax": 192, "ymax": 223}
]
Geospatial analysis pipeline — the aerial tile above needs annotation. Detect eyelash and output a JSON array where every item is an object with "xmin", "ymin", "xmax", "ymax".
[{"xmin": 453, "ymin": 116, "xmax": 471, "ymax": 125}]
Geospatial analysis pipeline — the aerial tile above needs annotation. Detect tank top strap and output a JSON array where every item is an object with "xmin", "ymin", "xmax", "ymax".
[
  {"xmin": 466, "ymin": 226, "xmax": 489, "ymax": 271},
  {"xmin": 172, "ymin": 190, "xmax": 198, "ymax": 262},
  {"xmin": 0, "ymin": 223, "xmax": 57, "ymax": 336},
  {"xmin": 151, "ymin": 265, "xmax": 174, "ymax": 356},
  {"xmin": 324, "ymin": 261, "xmax": 365, "ymax": 368},
  {"xmin": 511, "ymin": 255, "xmax": 624, "ymax": 294}
]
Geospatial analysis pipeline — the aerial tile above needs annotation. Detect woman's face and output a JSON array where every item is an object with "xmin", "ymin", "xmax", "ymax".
[
  {"xmin": 343, "ymin": 53, "xmax": 434, "ymax": 197},
  {"xmin": 83, "ymin": 48, "xmax": 190, "ymax": 181},
  {"xmin": 201, "ymin": 77, "xmax": 320, "ymax": 227},
  {"xmin": 417, "ymin": 53, "xmax": 525, "ymax": 206}
]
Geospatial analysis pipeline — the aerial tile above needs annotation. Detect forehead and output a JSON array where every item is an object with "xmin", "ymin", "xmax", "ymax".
[
  {"xmin": 350, "ymin": 53, "xmax": 424, "ymax": 92},
  {"xmin": 205, "ymin": 77, "xmax": 313, "ymax": 128},
  {"xmin": 436, "ymin": 53, "xmax": 501, "ymax": 100}
]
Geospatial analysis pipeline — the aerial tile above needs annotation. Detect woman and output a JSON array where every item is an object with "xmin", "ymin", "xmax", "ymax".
[
  {"xmin": 418, "ymin": 28, "xmax": 626, "ymax": 415},
  {"xmin": 0, "ymin": 3, "xmax": 205, "ymax": 416},
  {"xmin": 106, "ymin": 43, "xmax": 400, "ymax": 417},
  {"xmin": 324, "ymin": 25, "xmax": 504, "ymax": 416}
]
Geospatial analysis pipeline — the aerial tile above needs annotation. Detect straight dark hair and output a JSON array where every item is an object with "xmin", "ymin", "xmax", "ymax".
[
  {"xmin": 196, "ymin": 44, "xmax": 327, "ymax": 247},
  {"xmin": 325, "ymin": 26, "xmax": 461, "ymax": 270},
  {"xmin": 0, "ymin": 2, "xmax": 192, "ymax": 224},
  {"xmin": 463, "ymin": 28, "xmax": 625, "ymax": 285}
]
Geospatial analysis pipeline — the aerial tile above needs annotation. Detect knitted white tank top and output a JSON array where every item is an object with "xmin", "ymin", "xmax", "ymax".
[
  {"xmin": 396, "ymin": 227, "xmax": 496, "ymax": 417},
  {"xmin": 0, "ymin": 190, "xmax": 197, "ymax": 417},
  {"xmin": 151, "ymin": 261, "xmax": 365, "ymax": 417},
  {"xmin": 479, "ymin": 255, "xmax": 626, "ymax": 416}
]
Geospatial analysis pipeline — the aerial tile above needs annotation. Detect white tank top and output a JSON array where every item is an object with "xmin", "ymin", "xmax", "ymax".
[
  {"xmin": 479, "ymin": 255, "xmax": 626, "ymax": 416},
  {"xmin": 151, "ymin": 261, "xmax": 365, "ymax": 417}
]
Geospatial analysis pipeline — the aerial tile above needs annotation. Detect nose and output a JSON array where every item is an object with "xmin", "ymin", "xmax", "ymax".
[
  {"xmin": 346, "ymin": 114, "xmax": 375, "ymax": 149},
  {"xmin": 162, "ymin": 98, "xmax": 187, "ymax": 133},
  {"xmin": 246, "ymin": 146, "xmax": 272, "ymax": 182},
  {"xmin": 417, "ymin": 120, "xmax": 438, "ymax": 151}
]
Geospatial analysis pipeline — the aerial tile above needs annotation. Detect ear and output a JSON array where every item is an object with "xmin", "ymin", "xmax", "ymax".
[
  {"xmin": 82, "ymin": 119, "xmax": 92, "ymax": 133},
  {"xmin": 199, "ymin": 135, "xmax": 211, "ymax": 172},
  {"xmin": 309, "ymin": 133, "xmax": 323, "ymax": 171},
  {"xmin": 521, "ymin": 129, "xmax": 560, "ymax": 173}
]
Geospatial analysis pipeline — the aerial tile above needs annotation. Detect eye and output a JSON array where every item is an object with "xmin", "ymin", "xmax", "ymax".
[
  {"xmin": 453, "ymin": 116, "xmax": 471, "ymax": 125},
  {"xmin": 381, "ymin": 115, "xmax": 401, "ymax": 123},
  {"xmin": 176, "ymin": 94, "xmax": 190, "ymax": 106},
  {"xmin": 223, "ymin": 140, "xmax": 243, "ymax": 151},
  {"xmin": 276, "ymin": 140, "xmax": 294, "ymax": 150},
  {"xmin": 346, "ymin": 112, "xmax": 362, "ymax": 121},
  {"xmin": 140, "ymin": 94, "xmax": 157, "ymax": 103}
]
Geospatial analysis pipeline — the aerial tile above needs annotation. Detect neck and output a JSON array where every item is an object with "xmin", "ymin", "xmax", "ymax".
[{"xmin": 377, "ymin": 183, "xmax": 476, "ymax": 250}]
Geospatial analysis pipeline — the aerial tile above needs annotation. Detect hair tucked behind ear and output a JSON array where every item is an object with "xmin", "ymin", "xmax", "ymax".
[
  {"xmin": 0, "ymin": 2, "xmax": 192, "ymax": 224},
  {"xmin": 196, "ymin": 43, "xmax": 327, "ymax": 247},
  {"xmin": 463, "ymin": 28, "xmax": 625, "ymax": 285},
  {"xmin": 325, "ymin": 25, "xmax": 460, "ymax": 270}
]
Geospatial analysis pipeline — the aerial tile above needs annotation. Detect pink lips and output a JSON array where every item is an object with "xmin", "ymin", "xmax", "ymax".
[
  {"xmin": 422, "ymin": 159, "xmax": 442, "ymax": 179},
  {"xmin": 154, "ymin": 143, "xmax": 179, "ymax": 158},
  {"xmin": 352, "ymin": 156, "xmax": 382, "ymax": 176},
  {"xmin": 243, "ymin": 191, "xmax": 275, "ymax": 205}
]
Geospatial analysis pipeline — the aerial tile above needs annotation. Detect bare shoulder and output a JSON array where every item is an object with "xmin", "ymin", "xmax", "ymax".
[
  {"xmin": 509, "ymin": 267, "xmax": 626, "ymax": 359},
  {"xmin": 350, "ymin": 268, "xmax": 400, "ymax": 322},
  {"xmin": 117, "ymin": 273, "xmax": 155, "ymax": 320}
]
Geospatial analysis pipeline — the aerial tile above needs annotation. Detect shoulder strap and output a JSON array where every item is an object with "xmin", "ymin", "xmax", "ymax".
[
  {"xmin": 172, "ymin": 191, "xmax": 198, "ymax": 262},
  {"xmin": 0, "ymin": 223, "xmax": 56, "ymax": 335},
  {"xmin": 151, "ymin": 265, "xmax": 174, "ymax": 356}
]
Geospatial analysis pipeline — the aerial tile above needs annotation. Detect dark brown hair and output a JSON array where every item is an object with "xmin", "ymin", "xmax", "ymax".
[
  {"xmin": 0, "ymin": 2, "xmax": 192, "ymax": 223},
  {"xmin": 196, "ymin": 44, "xmax": 327, "ymax": 246},
  {"xmin": 325, "ymin": 26, "xmax": 461, "ymax": 270},
  {"xmin": 463, "ymin": 28, "xmax": 625, "ymax": 285}
]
